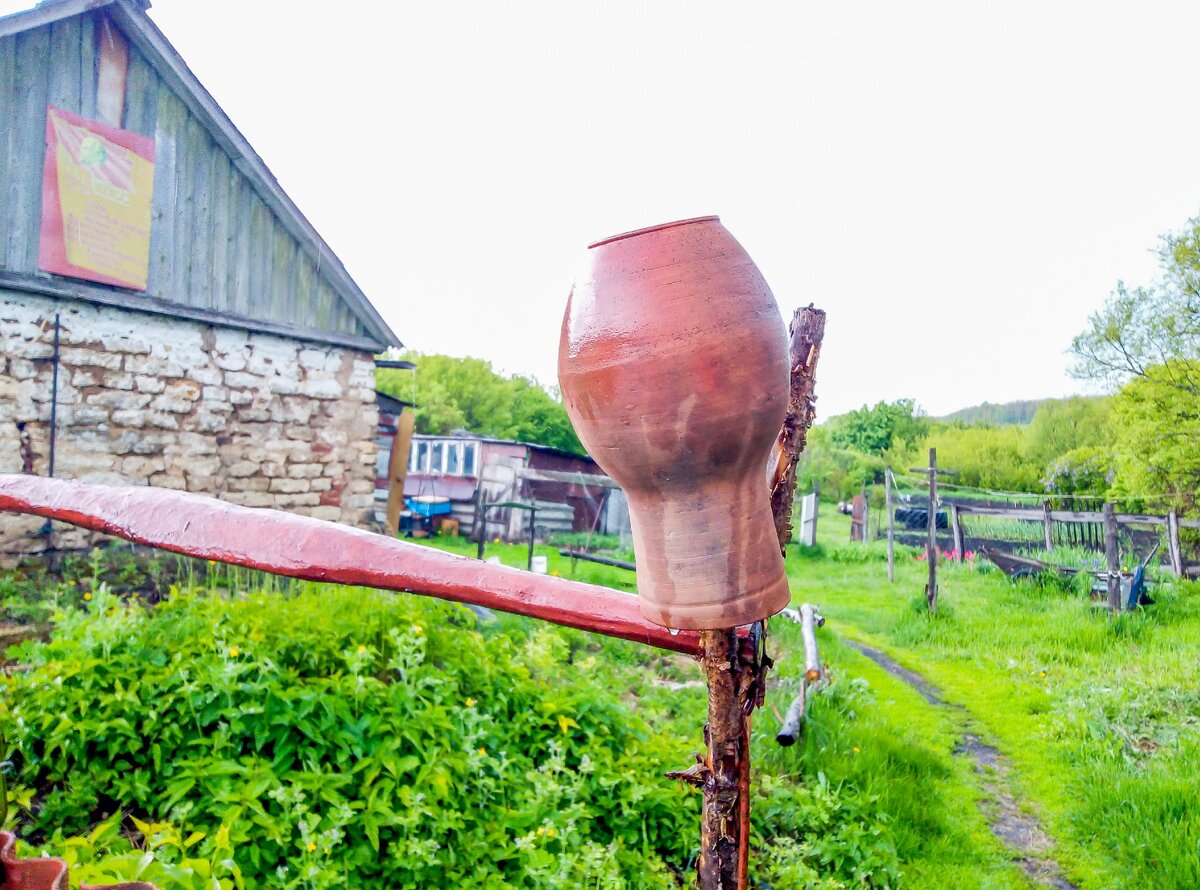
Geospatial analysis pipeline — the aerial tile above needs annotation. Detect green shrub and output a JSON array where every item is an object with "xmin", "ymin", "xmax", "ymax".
[{"xmin": 3, "ymin": 585, "xmax": 694, "ymax": 888}]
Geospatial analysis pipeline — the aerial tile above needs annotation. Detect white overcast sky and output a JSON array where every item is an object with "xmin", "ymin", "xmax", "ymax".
[{"xmin": 10, "ymin": 0, "xmax": 1200, "ymax": 417}]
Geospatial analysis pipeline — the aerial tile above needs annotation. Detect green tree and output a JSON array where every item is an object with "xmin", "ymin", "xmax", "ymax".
[
  {"xmin": 920, "ymin": 424, "xmax": 1040, "ymax": 492},
  {"xmin": 1107, "ymin": 362, "xmax": 1200, "ymax": 510},
  {"xmin": 376, "ymin": 351, "xmax": 584, "ymax": 454},
  {"xmin": 1024, "ymin": 397, "xmax": 1111, "ymax": 469},
  {"xmin": 827, "ymin": 399, "xmax": 927, "ymax": 456},
  {"xmin": 1071, "ymin": 211, "xmax": 1200, "ymax": 509},
  {"xmin": 1071, "ymin": 213, "xmax": 1200, "ymax": 395}
]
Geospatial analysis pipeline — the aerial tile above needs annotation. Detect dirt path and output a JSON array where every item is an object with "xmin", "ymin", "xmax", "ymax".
[{"xmin": 844, "ymin": 640, "xmax": 1078, "ymax": 890}]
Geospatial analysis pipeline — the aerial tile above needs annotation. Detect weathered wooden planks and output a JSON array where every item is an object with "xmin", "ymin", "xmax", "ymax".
[
  {"xmin": 0, "ymin": 34, "xmax": 15, "ymax": 269},
  {"xmin": 7, "ymin": 28, "xmax": 51, "ymax": 273},
  {"xmin": 0, "ymin": 17, "xmax": 393, "ymax": 349}
]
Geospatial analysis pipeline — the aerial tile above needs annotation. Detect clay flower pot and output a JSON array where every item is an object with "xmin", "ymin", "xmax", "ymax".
[
  {"xmin": 0, "ymin": 831, "xmax": 156, "ymax": 890},
  {"xmin": 558, "ymin": 215, "xmax": 791, "ymax": 630}
]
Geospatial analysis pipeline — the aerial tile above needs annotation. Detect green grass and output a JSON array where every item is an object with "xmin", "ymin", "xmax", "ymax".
[
  {"xmin": 418, "ymin": 530, "xmax": 1031, "ymax": 888},
  {"xmin": 425, "ymin": 501, "xmax": 1200, "ymax": 889},
  {"xmin": 786, "ymin": 505, "xmax": 1200, "ymax": 890}
]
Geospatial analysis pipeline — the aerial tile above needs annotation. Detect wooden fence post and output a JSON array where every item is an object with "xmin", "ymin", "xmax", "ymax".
[
  {"xmin": 885, "ymin": 469, "xmax": 895, "ymax": 583},
  {"xmin": 1042, "ymin": 501, "xmax": 1054, "ymax": 552},
  {"xmin": 926, "ymin": 448, "xmax": 938, "ymax": 612},
  {"xmin": 863, "ymin": 485, "xmax": 870, "ymax": 544},
  {"xmin": 1168, "ymin": 509, "xmax": 1184, "ymax": 578},
  {"xmin": 951, "ymin": 503, "xmax": 964, "ymax": 561},
  {"xmin": 1104, "ymin": 503, "xmax": 1121, "ymax": 613},
  {"xmin": 474, "ymin": 487, "xmax": 486, "ymax": 560}
]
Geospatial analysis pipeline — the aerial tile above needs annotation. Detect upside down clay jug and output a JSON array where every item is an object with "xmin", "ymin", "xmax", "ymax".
[{"xmin": 558, "ymin": 216, "xmax": 791, "ymax": 630}]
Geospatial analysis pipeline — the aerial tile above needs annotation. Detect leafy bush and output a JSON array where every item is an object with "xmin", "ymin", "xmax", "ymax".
[
  {"xmin": 2, "ymin": 580, "xmax": 907, "ymax": 889},
  {"xmin": 1043, "ymin": 446, "xmax": 1113, "ymax": 496},
  {"xmin": 3, "ymin": 585, "xmax": 694, "ymax": 888}
]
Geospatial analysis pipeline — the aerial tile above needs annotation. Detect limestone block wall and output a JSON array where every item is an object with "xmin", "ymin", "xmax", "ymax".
[{"xmin": 0, "ymin": 290, "xmax": 379, "ymax": 557}]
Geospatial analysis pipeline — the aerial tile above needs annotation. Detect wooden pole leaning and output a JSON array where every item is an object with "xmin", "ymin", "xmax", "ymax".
[
  {"xmin": 1104, "ymin": 502, "xmax": 1121, "ymax": 613},
  {"xmin": 926, "ymin": 448, "xmax": 939, "ymax": 612},
  {"xmin": 885, "ymin": 469, "xmax": 895, "ymax": 582}
]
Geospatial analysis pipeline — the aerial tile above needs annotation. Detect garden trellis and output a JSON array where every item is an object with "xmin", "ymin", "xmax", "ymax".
[{"xmin": 0, "ymin": 300, "xmax": 825, "ymax": 887}]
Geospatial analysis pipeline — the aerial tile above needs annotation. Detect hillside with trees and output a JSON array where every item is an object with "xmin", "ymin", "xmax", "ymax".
[
  {"xmin": 940, "ymin": 399, "xmax": 1046, "ymax": 426},
  {"xmin": 798, "ymin": 395, "xmax": 1113, "ymax": 501}
]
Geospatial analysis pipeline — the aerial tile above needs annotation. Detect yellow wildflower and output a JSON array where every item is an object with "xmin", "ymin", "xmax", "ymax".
[
  {"xmin": 477, "ymin": 747, "xmax": 486, "ymax": 756},
  {"xmin": 547, "ymin": 828, "xmax": 557, "ymax": 838},
  {"xmin": 357, "ymin": 645, "xmax": 367, "ymax": 654},
  {"xmin": 1039, "ymin": 671, "xmax": 1047, "ymax": 678},
  {"xmin": 83, "ymin": 592, "xmax": 92, "ymax": 601},
  {"xmin": 229, "ymin": 647, "xmax": 239, "ymax": 658},
  {"xmin": 853, "ymin": 746, "xmax": 860, "ymax": 754},
  {"xmin": 412, "ymin": 625, "xmax": 423, "ymax": 635},
  {"xmin": 465, "ymin": 697, "xmax": 477, "ymax": 708},
  {"xmin": 536, "ymin": 826, "xmax": 545, "ymax": 836},
  {"xmin": 67, "ymin": 580, "xmax": 76, "ymax": 586},
  {"xmin": 551, "ymin": 571, "xmax": 560, "ymax": 577},
  {"xmin": 307, "ymin": 841, "xmax": 316, "ymax": 852},
  {"xmin": 207, "ymin": 559, "xmax": 216, "ymax": 566}
]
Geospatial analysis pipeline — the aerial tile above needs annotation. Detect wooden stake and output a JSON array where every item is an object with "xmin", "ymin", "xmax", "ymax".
[
  {"xmin": 885, "ymin": 469, "xmax": 895, "ymax": 583},
  {"xmin": 926, "ymin": 448, "xmax": 938, "ymax": 612},
  {"xmin": 862, "ymin": 484, "xmax": 870, "ymax": 544},
  {"xmin": 1167, "ymin": 509, "xmax": 1183, "ymax": 578},
  {"xmin": 1042, "ymin": 501, "xmax": 1054, "ymax": 552},
  {"xmin": 697, "ymin": 629, "xmax": 746, "ymax": 890},
  {"xmin": 1104, "ymin": 503, "xmax": 1121, "ymax": 613},
  {"xmin": 951, "ymin": 503, "xmax": 964, "ymax": 562}
]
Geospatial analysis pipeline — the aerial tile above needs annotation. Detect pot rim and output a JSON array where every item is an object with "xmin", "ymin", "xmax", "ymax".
[{"xmin": 588, "ymin": 215, "xmax": 719, "ymax": 249}]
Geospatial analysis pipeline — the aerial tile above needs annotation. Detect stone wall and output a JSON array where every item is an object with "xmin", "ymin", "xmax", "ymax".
[{"xmin": 0, "ymin": 290, "xmax": 380, "ymax": 557}]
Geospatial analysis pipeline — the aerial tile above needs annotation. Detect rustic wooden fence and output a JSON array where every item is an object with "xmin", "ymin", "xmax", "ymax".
[{"xmin": 882, "ymin": 480, "xmax": 1199, "ymax": 580}]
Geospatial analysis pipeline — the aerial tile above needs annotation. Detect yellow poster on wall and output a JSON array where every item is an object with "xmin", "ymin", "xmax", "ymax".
[{"xmin": 38, "ymin": 106, "xmax": 156, "ymax": 291}]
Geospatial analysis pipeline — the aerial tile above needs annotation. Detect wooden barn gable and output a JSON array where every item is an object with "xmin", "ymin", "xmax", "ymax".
[{"xmin": 0, "ymin": 0, "xmax": 400, "ymax": 352}]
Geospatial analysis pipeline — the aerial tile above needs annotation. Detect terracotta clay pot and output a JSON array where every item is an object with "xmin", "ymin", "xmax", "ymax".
[
  {"xmin": 558, "ymin": 215, "xmax": 791, "ymax": 630},
  {"xmin": 0, "ymin": 831, "xmax": 156, "ymax": 890}
]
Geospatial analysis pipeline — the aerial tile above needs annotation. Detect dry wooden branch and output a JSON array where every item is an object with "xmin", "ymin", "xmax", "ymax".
[
  {"xmin": 768, "ymin": 305, "xmax": 826, "ymax": 554},
  {"xmin": 775, "ymin": 604, "xmax": 828, "ymax": 746}
]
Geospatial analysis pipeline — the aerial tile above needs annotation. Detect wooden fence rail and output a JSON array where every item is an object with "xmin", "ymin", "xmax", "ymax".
[{"xmin": 885, "ymin": 475, "xmax": 1198, "ymax": 580}]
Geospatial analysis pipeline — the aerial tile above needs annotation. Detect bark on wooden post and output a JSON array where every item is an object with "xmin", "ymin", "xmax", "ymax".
[
  {"xmin": 697, "ymin": 628, "xmax": 746, "ymax": 890},
  {"xmin": 1167, "ymin": 509, "xmax": 1184, "ymax": 578},
  {"xmin": 1104, "ymin": 502, "xmax": 1121, "ymax": 613},
  {"xmin": 768, "ymin": 305, "xmax": 826, "ymax": 554},
  {"xmin": 926, "ymin": 448, "xmax": 939, "ymax": 612},
  {"xmin": 885, "ymin": 469, "xmax": 895, "ymax": 583},
  {"xmin": 950, "ymin": 503, "xmax": 964, "ymax": 561},
  {"xmin": 1042, "ymin": 501, "xmax": 1054, "ymax": 552}
]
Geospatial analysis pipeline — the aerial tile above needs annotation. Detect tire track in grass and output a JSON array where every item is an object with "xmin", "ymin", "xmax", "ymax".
[{"xmin": 843, "ymin": 639, "xmax": 1078, "ymax": 890}]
